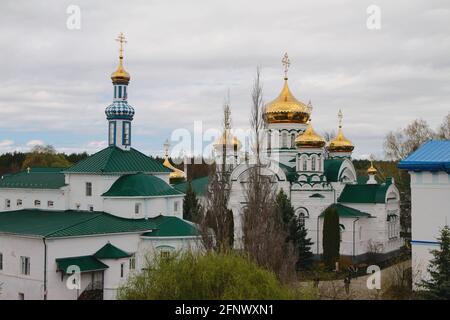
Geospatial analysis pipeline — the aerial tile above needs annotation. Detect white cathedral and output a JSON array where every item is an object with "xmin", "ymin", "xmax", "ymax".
[{"xmin": 210, "ymin": 53, "xmax": 403, "ymax": 262}]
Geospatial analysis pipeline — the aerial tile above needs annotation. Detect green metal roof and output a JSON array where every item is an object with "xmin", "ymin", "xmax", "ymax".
[
  {"xmin": 278, "ymin": 163, "xmax": 298, "ymax": 182},
  {"xmin": 320, "ymin": 203, "xmax": 371, "ymax": 218},
  {"xmin": 142, "ymin": 215, "xmax": 199, "ymax": 237},
  {"xmin": 324, "ymin": 159, "xmax": 344, "ymax": 182},
  {"xmin": 64, "ymin": 146, "xmax": 171, "ymax": 174},
  {"xmin": 94, "ymin": 243, "xmax": 131, "ymax": 259},
  {"xmin": 173, "ymin": 176, "xmax": 209, "ymax": 195},
  {"xmin": 56, "ymin": 255, "xmax": 108, "ymax": 274},
  {"xmin": 0, "ymin": 209, "xmax": 199, "ymax": 238},
  {"xmin": 0, "ymin": 167, "xmax": 66, "ymax": 189},
  {"xmin": 102, "ymin": 173, "xmax": 183, "ymax": 197},
  {"xmin": 338, "ymin": 178, "xmax": 393, "ymax": 204}
]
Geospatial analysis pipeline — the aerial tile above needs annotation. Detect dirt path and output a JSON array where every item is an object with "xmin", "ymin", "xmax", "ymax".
[{"xmin": 302, "ymin": 260, "xmax": 411, "ymax": 300}]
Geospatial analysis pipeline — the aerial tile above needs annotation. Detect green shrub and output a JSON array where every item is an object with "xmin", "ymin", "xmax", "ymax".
[{"xmin": 118, "ymin": 251, "xmax": 317, "ymax": 300}]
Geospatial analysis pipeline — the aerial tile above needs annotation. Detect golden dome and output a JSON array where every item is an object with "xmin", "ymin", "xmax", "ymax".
[
  {"xmin": 111, "ymin": 57, "xmax": 130, "ymax": 84},
  {"xmin": 163, "ymin": 158, "xmax": 186, "ymax": 182},
  {"xmin": 111, "ymin": 33, "xmax": 130, "ymax": 84},
  {"xmin": 367, "ymin": 162, "xmax": 378, "ymax": 175},
  {"xmin": 328, "ymin": 127, "xmax": 354, "ymax": 153},
  {"xmin": 295, "ymin": 121, "xmax": 326, "ymax": 148},
  {"xmin": 213, "ymin": 130, "xmax": 242, "ymax": 149},
  {"xmin": 264, "ymin": 79, "xmax": 311, "ymax": 124}
]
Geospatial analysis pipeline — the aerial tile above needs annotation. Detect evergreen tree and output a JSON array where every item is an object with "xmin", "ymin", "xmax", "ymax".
[
  {"xmin": 276, "ymin": 189, "xmax": 313, "ymax": 269},
  {"xmin": 421, "ymin": 225, "xmax": 450, "ymax": 299},
  {"xmin": 322, "ymin": 205, "xmax": 340, "ymax": 268},
  {"xmin": 182, "ymin": 181, "xmax": 201, "ymax": 222}
]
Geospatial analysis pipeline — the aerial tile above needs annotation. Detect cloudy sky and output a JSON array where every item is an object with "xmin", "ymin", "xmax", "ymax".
[{"xmin": 0, "ymin": 0, "xmax": 449, "ymax": 159}]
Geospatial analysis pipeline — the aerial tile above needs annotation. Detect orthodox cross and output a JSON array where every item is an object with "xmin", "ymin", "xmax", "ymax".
[
  {"xmin": 115, "ymin": 32, "xmax": 127, "ymax": 58},
  {"xmin": 282, "ymin": 52, "xmax": 290, "ymax": 79},
  {"xmin": 338, "ymin": 109, "xmax": 343, "ymax": 128}
]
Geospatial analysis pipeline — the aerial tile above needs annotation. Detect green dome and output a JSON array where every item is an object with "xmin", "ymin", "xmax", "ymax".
[{"xmin": 102, "ymin": 173, "xmax": 183, "ymax": 197}]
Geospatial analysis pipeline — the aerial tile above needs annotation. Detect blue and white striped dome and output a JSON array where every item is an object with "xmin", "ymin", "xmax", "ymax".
[{"xmin": 105, "ymin": 101, "xmax": 135, "ymax": 120}]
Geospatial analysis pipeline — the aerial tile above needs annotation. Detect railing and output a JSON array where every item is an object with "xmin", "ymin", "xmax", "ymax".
[{"xmin": 78, "ymin": 281, "xmax": 104, "ymax": 300}]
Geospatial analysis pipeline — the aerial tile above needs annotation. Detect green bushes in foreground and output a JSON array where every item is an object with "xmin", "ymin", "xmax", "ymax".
[{"xmin": 118, "ymin": 251, "xmax": 317, "ymax": 300}]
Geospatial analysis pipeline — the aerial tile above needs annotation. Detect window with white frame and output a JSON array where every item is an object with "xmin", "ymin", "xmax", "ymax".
[
  {"xmin": 291, "ymin": 134, "xmax": 296, "ymax": 148},
  {"xmin": 174, "ymin": 201, "xmax": 179, "ymax": 212},
  {"xmin": 5, "ymin": 199, "xmax": 11, "ymax": 209},
  {"xmin": 17, "ymin": 199, "xmax": 22, "ymax": 207},
  {"xmin": 34, "ymin": 200, "xmax": 41, "ymax": 207},
  {"xmin": 47, "ymin": 201, "xmax": 54, "ymax": 208},
  {"xmin": 387, "ymin": 215, "xmax": 399, "ymax": 239},
  {"xmin": 135, "ymin": 203, "xmax": 141, "ymax": 215},
  {"xmin": 302, "ymin": 157, "xmax": 307, "ymax": 171},
  {"xmin": 129, "ymin": 254, "xmax": 136, "ymax": 270},
  {"xmin": 311, "ymin": 156, "xmax": 316, "ymax": 171},
  {"xmin": 85, "ymin": 182, "xmax": 92, "ymax": 196},
  {"xmin": 20, "ymin": 256, "xmax": 30, "ymax": 275},
  {"xmin": 123, "ymin": 122, "xmax": 131, "ymax": 145}
]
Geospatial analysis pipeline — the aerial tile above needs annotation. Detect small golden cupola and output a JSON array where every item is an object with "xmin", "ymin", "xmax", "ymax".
[
  {"xmin": 367, "ymin": 156, "xmax": 378, "ymax": 184},
  {"xmin": 328, "ymin": 110, "xmax": 354, "ymax": 153},
  {"xmin": 264, "ymin": 53, "xmax": 311, "ymax": 124},
  {"xmin": 162, "ymin": 140, "xmax": 186, "ymax": 184},
  {"xmin": 213, "ymin": 129, "xmax": 242, "ymax": 150},
  {"xmin": 111, "ymin": 33, "xmax": 131, "ymax": 84},
  {"xmin": 295, "ymin": 119, "xmax": 326, "ymax": 148}
]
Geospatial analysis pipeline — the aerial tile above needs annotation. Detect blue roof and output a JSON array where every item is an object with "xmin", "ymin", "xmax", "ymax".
[{"xmin": 398, "ymin": 140, "xmax": 450, "ymax": 172}]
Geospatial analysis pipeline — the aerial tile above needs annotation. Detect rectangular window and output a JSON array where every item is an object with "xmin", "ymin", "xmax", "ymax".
[
  {"xmin": 47, "ymin": 201, "xmax": 54, "ymax": 208},
  {"xmin": 109, "ymin": 122, "xmax": 116, "ymax": 146},
  {"xmin": 20, "ymin": 256, "xmax": 30, "ymax": 275},
  {"xmin": 114, "ymin": 86, "xmax": 117, "ymax": 99},
  {"xmin": 5, "ymin": 199, "xmax": 11, "ymax": 208},
  {"xmin": 86, "ymin": 182, "xmax": 92, "ymax": 196},
  {"xmin": 0, "ymin": 252, "xmax": 3, "ymax": 270},
  {"xmin": 17, "ymin": 199, "xmax": 22, "ymax": 207},
  {"xmin": 120, "ymin": 263, "xmax": 125, "ymax": 278},
  {"xmin": 34, "ymin": 200, "xmax": 41, "ymax": 207},
  {"xmin": 160, "ymin": 251, "xmax": 171, "ymax": 259},
  {"xmin": 174, "ymin": 201, "xmax": 179, "ymax": 212},
  {"xmin": 118, "ymin": 86, "xmax": 122, "ymax": 98},
  {"xmin": 135, "ymin": 203, "xmax": 141, "ymax": 215},
  {"xmin": 123, "ymin": 122, "xmax": 131, "ymax": 145},
  {"xmin": 129, "ymin": 255, "xmax": 136, "ymax": 270},
  {"xmin": 88, "ymin": 205, "xmax": 94, "ymax": 212}
]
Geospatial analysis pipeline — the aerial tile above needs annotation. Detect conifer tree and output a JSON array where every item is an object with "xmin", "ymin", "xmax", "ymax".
[
  {"xmin": 276, "ymin": 189, "xmax": 313, "ymax": 269},
  {"xmin": 421, "ymin": 225, "xmax": 450, "ymax": 299},
  {"xmin": 182, "ymin": 181, "xmax": 201, "ymax": 223},
  {"xmin": 322, "ymin": 205, "xmax": 340, "ymax": 268}
]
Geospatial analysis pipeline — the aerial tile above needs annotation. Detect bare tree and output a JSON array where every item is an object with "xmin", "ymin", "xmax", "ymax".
[
  {"xmin": 322, "ymin": 130, "xmax": 336, "ymax": 143},
  {"xmin": 384, "ymin": 119, "xmax": 434, "ymax": 160},
  {"xmin": 437, "ymin": 112, "xmax": 450, "ymax": 140},
  {"xmin": 242, "ymin": 67, "xmax": 297, "ymax": 283},
  {"xmin": 198, "ymin": 102, "xmax": 234, "ymax": 252}
]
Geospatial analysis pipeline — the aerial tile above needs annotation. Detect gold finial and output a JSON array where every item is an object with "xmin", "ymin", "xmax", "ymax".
[
  {"xmin": 115, "ymin": 32, "xmax": 127, "ymax": 59},
  {"xmin": 368, "ymin": 155, "xmax": 378, "ymax": 175},
  {"xmin": 282, "ymin": 52, "xmax": 290, "ymax": 79},
  {"xmin": 338, "ymin": 109, "xmax": 343, "ymax": 128}
]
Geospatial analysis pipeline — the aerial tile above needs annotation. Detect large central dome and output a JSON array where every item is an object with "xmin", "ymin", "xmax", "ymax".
[{"xmin": 264, "ymin": 79, "xmax": 311, "ymax": 124}]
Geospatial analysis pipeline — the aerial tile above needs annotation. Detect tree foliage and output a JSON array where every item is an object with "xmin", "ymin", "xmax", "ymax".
[
  {"xmin": 322, "ymin": 206, "xmax": 340, "ymax": 268},
  {"xmin": 118, "ymin": 251, "xmax": 316, "ymax": 300},
  {"xmin": 21, "ymin": 145, "xmax": 72, "ymax": 169},
  {"xmin": 182, "ymin": 181, "xmax": 201, "ymax": 223},
  {"xmin": 421, "ymin": 225, "xmax": 450, "ymax": 299},
  {"xmin": 276, "ymin": 189, "xmax": 313, "ymax": 270}
]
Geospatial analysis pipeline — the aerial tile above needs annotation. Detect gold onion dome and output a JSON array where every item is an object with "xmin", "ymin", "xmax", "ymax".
[
  {"xmin": 264, "ymin": 53, "xmax": 311, "ymax": 124},
  {"xmin": 162, "ymin": 140, "xmax": 185, "ymax": 182},
  {"xmin": 327, "ymin": 110, "xmax": 354, "ymax": 153},
  {"xmin": 295, "ymin": 120, "xmax": 326, "ymax": 148},
  {"xmin": 111, "ymin": 33, "xmax": 131, "ymax": 84},
  {"xmin": 213, "ymin": 130, "xmax": 242, "ymax": 149}
]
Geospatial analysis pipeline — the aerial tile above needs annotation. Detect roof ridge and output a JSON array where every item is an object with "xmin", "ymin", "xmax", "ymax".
[{"xmin": 44, "ymin": 212, "xmax": 104, "ymax": 237}]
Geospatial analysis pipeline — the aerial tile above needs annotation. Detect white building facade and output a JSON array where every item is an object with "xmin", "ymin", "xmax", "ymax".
[{"xmin": 398, "ymin": 140, "xmax": 450, "ymax": 287}]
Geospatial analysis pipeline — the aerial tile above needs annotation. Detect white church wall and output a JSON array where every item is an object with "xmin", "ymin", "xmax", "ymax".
[
  {"xmin": 0, "ymin": 188, "xmax": 67, "ymax": 211},
  {"xmin": 0, "ymin": 235, "xmax": 45, "ymax": 300},
  {"xmin": 103, "ymin": 196, "xmax": 184, "ymax": 219}
]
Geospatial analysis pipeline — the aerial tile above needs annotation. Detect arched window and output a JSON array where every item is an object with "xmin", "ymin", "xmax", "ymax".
[
  {"xmin": 339, "ymin": 224, "xmax": 345, "ymax": 242},
  {"xmin": 311, "ymin": 156, "xmax": 316, "ymax": 171},
  {"xmin": 296, "ymin": 208, "xmax": 309, "ymax": 227},
  {"xmin": 303, "ymin": 157, "xmax": 307, "ymax": 171},
  {"xmin": 291, "ymin": 134, "xmax": 296, "ymax": 148},
  {"xmin": 318, "ymin": 155, "xmax": 322, "ymax": 171}
]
